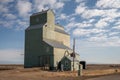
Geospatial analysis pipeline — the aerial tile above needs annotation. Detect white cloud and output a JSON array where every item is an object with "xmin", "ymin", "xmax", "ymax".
[
  {"xmin": 87, "ymin": 34, "xmax": 120, "ymax": 46},
  {"xmin": 115, "ymin": 21, "xmax": 120, "ymax": 25},
  {"xmin": 53, "ymin": 2, "xmax": 64, "ymax": 9},
  {"xmin": 89, "ymin": 36, "xmax": 108, "ymax": 42},
  {"xmin": 0, "ymin": 4, "xmax": 9, "ymax": 13},
  {"xmin": 3, "ymin": 13, "xmax": 16, "ymax": 20},
  {"xmin": 57, "ymin": 13, "xmax": 76, "ymax": 23},
  {"xmin": 66, "ymin": 18, "xmax": 109, "ymax": 33},
  {"xmin": 0, "ymin": 20, "xmax": 14, "ymax": 28},
  {"xmin": 104, "ymin": 9, "xmax": 120, "ymax": 19},
  {"xmin": 96, "ymin": 0, "xmax": 120, "ymax": 9},
  {"xmin": 75, "ymin": 22, "xmax": 92, "ymax": 28},
  {"xmin": 66, "ymin": 22, "xmax": 75, "ymax": 28},
  {"xmin": 47, "ymin": 0, "xmax": 56, "ymax": 5},
  {"xmin": 15, "ymin": 20, "xmax": 28, "ymax": 30},
  {"xmin": 69, "ymin": 17, "xmax": 75, "ymax": 22},
  {"xmin": 0, "ymin": 0, "xmax": 119, "ymax": 47},
  {"xmin": 79, "ymin": 8, "xmax": 120, "ymax": 20},
  {"xmin": 91, "ymin": 29, "xmax": 107, "ymax": 33},
  {"xmin": 95, "ymin": 19, "xmax": 108, "ymax": 28},
  {"xmin": 75, "ymin": 1, "xmax": 120, "ymax": 20},
  {"xmin": 100, "ymin": 17, "xmax": 114, "ymax": 23},
  {"xmin": 0, "ymin": 19, "xmax": 28, "ymax": 30},
  {"xmin": 88, "ymin": 19, "xmax": 95, "ymax": 23},
  {"xmin": 73, "ymin": 28, "xmax": 90, "ymax": 37},
  {"xmin": 0, "ymin": 0, "xmax": 14, "ymax": 3},
  {"xmin": 113, "ymin": 25, "xmax": 120, "ymax": 30},
  {"xmin": 17, "ymin": 0, "xmax": 32, "ymax": 17},
  {"xmin": 59, "ymin": 13, "xmax": 67, "ymax": 20},
  {"xmin": 109, "ymin": 32, "xmax": 120, "ymax": 36},
  {"xmin": 72, "ymin": 28, "xmax": 107, "ymax": 37},
  {"xmin": 67, "ymin": 0, "xmax": 120, "ymax": 46},
  {"xmin": 86, "ymin": 37, "xmax": 120, "ymax": 47},
  {"xmin": 34, "ymin": 0, "xmax": 64, "ymax": 11},
  {"xmin": 81, "ymin": 9, "xmax": 105, "ymax": 19},
  {"xmin": 0, "ymin": 0, "xmax": 65, "ymax": 30},
  {"xmin": 66, "ymin": 20, "xmax": 93, "ymax": 30},
  {"xmin": 105, "ymin": 36, "xmax": 120, "ymax": 46},
  {"xmin": 75, "ymin": 4, "xmax": 86, "ymax": 14},
  {"xmin": 0, "ymin": 49, "xmax": 24, "ymax": 64},
  {"xmin": 75, "ymin": 0, "xmax": 84, "ymax": 3}
]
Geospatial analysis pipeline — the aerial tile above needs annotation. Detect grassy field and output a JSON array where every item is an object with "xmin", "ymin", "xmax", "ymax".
[{"xmin": 0, "ymin": 64, "xmax": 120, "ymax": 80}]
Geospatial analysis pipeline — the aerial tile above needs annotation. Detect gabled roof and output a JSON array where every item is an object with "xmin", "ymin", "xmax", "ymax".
[
  {"xmin": 55, "ymin": 24, "xmax": 69, "ymax": 35},
  {"xmin": 55, "ymin": 24, "xmax": 64, "ymax": 28},
  {"xmin": 63, "ymin": 56, "xmax": 80, "ymax": 62},
  {"xmin": 31, "ymin": 9, "xmax": 54, "ymax": 16},
  {"xmin": 43, "ymin": 39, "xmax": 72, "ymax": 50},
  {"xmin": 54, "ymin": 27, "xmax": 69, "ymax": 35},
  {"xmin": 31, "ymin": 10, "xmax": 49, "ymax": 16}
]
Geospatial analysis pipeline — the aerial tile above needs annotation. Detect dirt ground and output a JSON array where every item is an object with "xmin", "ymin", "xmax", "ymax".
[
  {"xmin": 0, "ymin": 64, "xmax": 120, "ymax": 80},
  {"xmin": 86, "ymin": 74, "xmax": 120, "ymax": 80}
]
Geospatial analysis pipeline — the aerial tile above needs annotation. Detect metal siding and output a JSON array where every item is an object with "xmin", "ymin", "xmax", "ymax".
[
  {"xmin": 25, "ymin": 28, "xmax": 43, "ymax": 67},
  {"xmin": 30, "ymin": 13, "xmax": 47, "ymax": 26},
  {"xmin": 24, "ymin": 9, "xmax": 80, "ymax": 71}
]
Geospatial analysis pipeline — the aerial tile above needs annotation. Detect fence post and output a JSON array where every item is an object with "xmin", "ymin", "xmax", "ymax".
[{"xmin": 78, "ymin": 64, "xmax": 82, "ymax": 76}]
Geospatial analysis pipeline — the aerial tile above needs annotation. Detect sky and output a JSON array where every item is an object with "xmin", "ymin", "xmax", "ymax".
[{"xmin": 0, "ymin": 0, "xmax": 120, "ymax": 64}]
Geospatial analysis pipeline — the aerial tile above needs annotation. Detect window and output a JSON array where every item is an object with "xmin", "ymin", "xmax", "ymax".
[
  {"xmin": 65, "ymin": 60, "xmax": 69, "ymax": 66},
  {"xmin": 36, "ymin": 18, "xmax": 39, "ymax": 22},
  {"xmin": 45, "ymin": 24, "xmax": 47, "ymax": 27}
]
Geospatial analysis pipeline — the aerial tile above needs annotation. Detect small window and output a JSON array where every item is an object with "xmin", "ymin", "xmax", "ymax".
[
  {"xmin": 36, "ymin": 18, "xmax": 39, "ymax": 22},
  {"xmin": 65, "ymin": 60, "xmax": 69, "ymax": 66},
  {"xmin": 45, "ymin": 25, "xmax": 47, "ymax": 27}
]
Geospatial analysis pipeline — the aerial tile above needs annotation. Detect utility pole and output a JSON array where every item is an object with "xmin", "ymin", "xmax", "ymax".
[{"xmin": 73, "ymin": 38, "xmax": 75, "ymax": 71}]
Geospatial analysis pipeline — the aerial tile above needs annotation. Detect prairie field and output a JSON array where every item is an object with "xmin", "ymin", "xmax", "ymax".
[{"xmin": 0, "ymin": 64, "xmax": 120, "ymax": 80}]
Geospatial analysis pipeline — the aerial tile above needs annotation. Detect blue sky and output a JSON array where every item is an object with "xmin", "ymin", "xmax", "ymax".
[{"xmin": 0, "ymin": 0, "xmax": 120, "ymax": 64}]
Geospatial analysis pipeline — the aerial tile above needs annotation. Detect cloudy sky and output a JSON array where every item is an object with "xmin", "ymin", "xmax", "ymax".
[{"xmin": 0, "ymin": 0, "xmax": 120, "ymax": 64}]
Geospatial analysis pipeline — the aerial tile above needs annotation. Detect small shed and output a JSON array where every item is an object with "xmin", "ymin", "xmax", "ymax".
[
  {"xmin": 61, "ymin": 56, "xmax": 80, "ymax": 71},
  {"xmin": 80, "ymin": 61, "xmax": 86, "ymax": 69}
]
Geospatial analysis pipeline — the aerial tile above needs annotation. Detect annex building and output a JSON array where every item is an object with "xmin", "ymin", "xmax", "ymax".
[{"xmin": 24, "ymin": 9, "xmax": 80, "ymax": 71}]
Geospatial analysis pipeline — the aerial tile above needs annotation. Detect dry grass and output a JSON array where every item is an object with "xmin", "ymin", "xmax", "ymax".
[
  {"xmin": 0, "ymin": 64, "xmax": 120, "ymax": 80},
  {"xmin": 0, "ymin": 64, "xmax": 21, "ymax": 70},
  {"xmin": 83, "ymin": 64, "xmax": 120, "ymax": 76}
]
